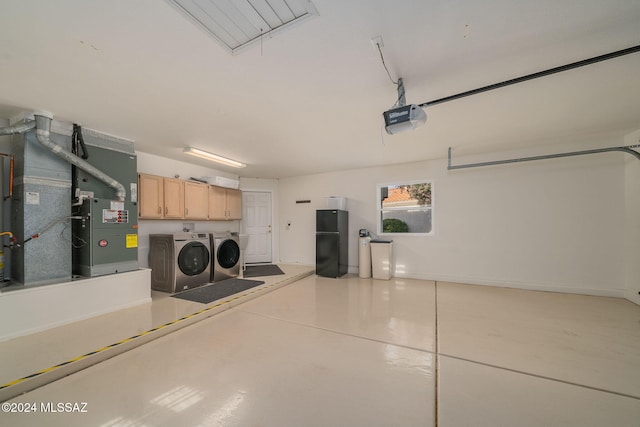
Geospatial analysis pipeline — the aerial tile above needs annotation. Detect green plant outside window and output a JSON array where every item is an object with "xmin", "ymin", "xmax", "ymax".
[{"xmin": 378, "ymin": 181, "xmax": 433, "ymax": 235}]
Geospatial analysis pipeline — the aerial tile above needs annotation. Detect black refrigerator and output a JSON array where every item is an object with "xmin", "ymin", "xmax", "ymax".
[{"xmin": 316, "ymin": 209, "xmax": 349, "ymax": 278}]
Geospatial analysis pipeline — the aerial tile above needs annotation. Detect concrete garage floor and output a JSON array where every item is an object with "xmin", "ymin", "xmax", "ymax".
[{"xmin": 2, "ymin": 271, "xmax": 640, "ymax": 426}]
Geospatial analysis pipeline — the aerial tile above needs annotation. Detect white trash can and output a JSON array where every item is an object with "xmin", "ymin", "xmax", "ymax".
[
  {"xmin": 358, "ymin": 236, "xmax": 372, "ymax": 278},
  {"xmin": 370, "ymin": 239, "xmax": 393, "ymax": 280}
]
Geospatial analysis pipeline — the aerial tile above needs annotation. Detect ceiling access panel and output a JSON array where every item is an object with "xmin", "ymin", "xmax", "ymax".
[{"xmin": 166, "ymin": 0, "xmax": 318, "ymax": 53}]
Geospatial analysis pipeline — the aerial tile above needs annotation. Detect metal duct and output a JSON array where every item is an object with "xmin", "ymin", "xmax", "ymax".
[
  {"xmin": 0, "ymin": 121, "xmax": 35, "ymax": 136},
  {"xmin": 34, "ymin": 114, "xmax": 126, "ymax": 201}
]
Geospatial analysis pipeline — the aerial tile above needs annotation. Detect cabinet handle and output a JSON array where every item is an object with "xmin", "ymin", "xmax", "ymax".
[
  {"xmin": 185, "ymin": 208, "xmax": 189, "ymax": 215},
  {"xmin": 158, "ymin": 206, "xmax": 161, "ymax": 214},
  {"xmin": 165, "ymin": 207, "xmax": 168, "ymax": 215}
]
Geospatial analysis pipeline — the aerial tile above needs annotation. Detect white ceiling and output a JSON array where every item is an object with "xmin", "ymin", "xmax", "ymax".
[{"xmin": 1, "ymin": 0, "xmax": 639, "ymax": 178}]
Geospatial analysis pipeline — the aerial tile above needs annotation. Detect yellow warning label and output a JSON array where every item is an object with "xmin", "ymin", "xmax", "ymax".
[{"xmin": 126, "ymin": 234, "xmax": 138, "ymax": 249}]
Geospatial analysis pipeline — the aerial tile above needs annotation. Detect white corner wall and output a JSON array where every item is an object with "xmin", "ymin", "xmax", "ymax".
[
  {"xmin": 0, "ymin": 269, "xmax": 151, "ymax": 342},
  {"xmin": 279, "ymin": 142, "xmax": 628, "ymax": 297},
  {"xmin": 624, "ymin": 130, "xmax": 640, "ymax": 305}
]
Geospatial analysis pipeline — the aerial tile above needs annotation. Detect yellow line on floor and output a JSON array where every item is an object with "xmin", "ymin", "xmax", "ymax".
[{"xmin": 0, "ymin": 276, "xmax": 299, "ymax": 392}]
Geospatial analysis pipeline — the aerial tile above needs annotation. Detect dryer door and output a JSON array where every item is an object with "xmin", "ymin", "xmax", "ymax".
[
  {"xmin": 178, "ymin": 242, "xmax": 210, "ymax": 276},
  {"xmin": 217, "ymin": 239, "xmax": 240, "ymax": 269}
]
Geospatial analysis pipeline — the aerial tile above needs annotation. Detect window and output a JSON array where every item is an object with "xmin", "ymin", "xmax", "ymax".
[{"xmin": 377, "ymin": 181, "xmax": 433, "ymax": 235}]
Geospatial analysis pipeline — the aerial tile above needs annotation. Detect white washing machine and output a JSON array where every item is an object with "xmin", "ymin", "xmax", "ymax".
[
  {"xmin": 149, "ymin": 232, "xmax": 211, "ymax": 293},
  {"xmin": 211, "ymin": 232, "xmax": 240, "ymax": 282}
]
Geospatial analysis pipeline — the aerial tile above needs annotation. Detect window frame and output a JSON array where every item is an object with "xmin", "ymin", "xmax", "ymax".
[{"xmin": 376, "ymin": 179, "xmax": 434, "ymax": 237}]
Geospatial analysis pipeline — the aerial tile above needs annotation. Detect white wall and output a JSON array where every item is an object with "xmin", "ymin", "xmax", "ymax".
[
  {"xmin": 136, "ymin": 151, "xmax": 242, "ymax": 268},
  {"xmin": 624, "ymin": 130, "xmax": 640, "ymax": 305},
  {"xmin": 279, "ymin": 141, "xmax": 629, "ymax": 297},
  {"xmin": 0, "ymin": 269, "xmax": 150, "ymax": 341}
]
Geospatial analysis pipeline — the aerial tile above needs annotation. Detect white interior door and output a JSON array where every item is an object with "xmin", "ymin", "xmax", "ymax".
[{"xmin": 242, "ymin": 191, "xmax": 272, "ymax": 264}]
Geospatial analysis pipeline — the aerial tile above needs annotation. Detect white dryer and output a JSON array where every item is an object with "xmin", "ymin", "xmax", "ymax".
[
  {"xmin": 211, "ymin": 232, "xmax": 240, "ymax": 282},
  {"xmin": 149, "ymin": 232, "xmax": 211, "ymax": 293}
]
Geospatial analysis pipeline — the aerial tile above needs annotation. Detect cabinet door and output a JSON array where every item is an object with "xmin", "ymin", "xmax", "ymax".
[
  {"xmin": 138, "ymin": 174, "xmax": 164, "ymax": 219},
  {"xmin": 163, "ymin": 178, "xmax": 184, "ymax": 218},
  {"xmin": 184, "ymin": 182, "xmax": 209, "ymax": 219},
  {"xmin": 226, "ymin": 189, "xmax": 242, "ymax": 220},
  {"xmin": 208, "ymin": 185, "xmax": 227, "ymax": 220}
]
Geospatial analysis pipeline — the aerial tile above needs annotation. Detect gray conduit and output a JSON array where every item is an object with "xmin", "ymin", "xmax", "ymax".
[
  {"xmin": 34, "ymin": 114, "xmax": 126, "ymax": 201},
  {"xmin": 448, "ymin": 145, "xmax": 640, "ymax": 171}
]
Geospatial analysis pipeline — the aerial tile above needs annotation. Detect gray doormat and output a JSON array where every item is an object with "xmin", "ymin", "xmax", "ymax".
[
  {"xmin": 243, "ymin": 264, "xmax": 285, "ymax": 278},
  {"xmin": 172, "ymin": 278, "xmax": 265, "ymax": 304}
]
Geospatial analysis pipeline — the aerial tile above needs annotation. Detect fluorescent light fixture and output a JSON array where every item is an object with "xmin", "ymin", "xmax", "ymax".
[
  {"xmin": 183, "ymin": 147, "xmax": 246, "ymax": 168},
  {"xmin": 166, "ymin": 0, "xmax": 318, "ymax": 54}
]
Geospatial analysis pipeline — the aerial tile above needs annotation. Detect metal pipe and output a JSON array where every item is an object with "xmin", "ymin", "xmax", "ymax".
[
  {"xmin": 0, "ymin": 232, "xmax": 13, "ymax": 283},
  {"xmin": 0, "ymin": 121, "xmax": 36, "ymax": 136},
  {"xmin": 448, "ymin": 145, "xmax": 640, "ymax": 170},
  {"xmin": 0, "ymin": 160, "xmax": 3, "ymax": 252},
  {"xmin": 0, "ymin": 155, "xmax": 14, "ymax": 270},
  {"xmin": 0, "ymin": 153, "xmax": 15, "ymax": 199},
  {"xmin": 8, "ymin": 155, "xmax": 13, "ymax": 199},
  {"xmin": 0, "ymin": 121, "xmax": 27, "ymax": 198},
  {"xmin": 34, "ymin": 114, "xmax": 126, "ymax": 201},
  {"xmin": 421, "ymin": 44, "xmax": 640, "ymax": 108}
]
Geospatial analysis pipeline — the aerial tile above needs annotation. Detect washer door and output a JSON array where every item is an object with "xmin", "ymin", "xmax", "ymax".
[
  {"xmin": 178, "ymin": 242, "xmax": 210, "ymax": 276},
  {"xmin": 217, "ymin": 239, "xmax": 240, "ymax": 269}
]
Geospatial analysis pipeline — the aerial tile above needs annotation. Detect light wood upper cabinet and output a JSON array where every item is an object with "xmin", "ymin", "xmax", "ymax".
[
  {"xmin": 138, "ymin": 173, "xmax": 164, "ymax": 219},
  {"xmin": 162, "ymin": 178, "xmax": 184, "ymax": 218},
  {"xmin": 139, "ymin": 174, "xmax": 240, "ymax": 221},
  {"xmin": 208, "ymin": 185, "xmax": 227, "ymax": 220},
  {"xmin": 209, "ymin": 186, "xmax": 242, "ymax": 220},
  {"xmin": 225, "ymin": 188, "xmax": 242, "ymax": 220},
  {"xmin": 138, "ymin": 174, "xmax": 184, "ymax": 219},
  {"xmin": 184, "ymin": 181, "xmax": 209, "ymax": 219}
]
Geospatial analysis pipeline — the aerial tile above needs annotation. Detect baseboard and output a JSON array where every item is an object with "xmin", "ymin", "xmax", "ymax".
[
  {"xmin": 392, "ymin": 272, "xmax": 626, "ymax": 298},
  {"xmin": 624, "ymin": 289, "xmax": 640, "ymax": 306}
]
